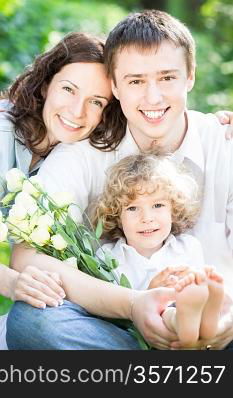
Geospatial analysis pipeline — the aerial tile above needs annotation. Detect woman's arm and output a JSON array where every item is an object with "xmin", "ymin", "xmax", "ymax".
[{"xmin": 11, "ymin": 243, "xmax": 177, "ymax": 349}]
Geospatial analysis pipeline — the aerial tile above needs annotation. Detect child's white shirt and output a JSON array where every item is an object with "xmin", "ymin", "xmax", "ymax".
[{"xmin": 96, "ymin": 234, "xmax": 205, "ymax": 290}]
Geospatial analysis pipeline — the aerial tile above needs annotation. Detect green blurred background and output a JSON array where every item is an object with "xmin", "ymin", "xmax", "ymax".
[
  {"xmin": 0, "ymin": 0, "xmax": 232, "ymax": 112},
  {"xmin": 0, "ymin": 0, "xmax": 232, "ymax": 313}
]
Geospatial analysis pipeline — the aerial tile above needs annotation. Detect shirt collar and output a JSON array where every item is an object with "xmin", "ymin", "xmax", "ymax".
[
  {"xmin": 172, "ymin": 111, "xmax": 205, "ymax": 172},
  {"xmin": 115, "ymin": 233, "xmax": 183, "ymax": 261},
  {"xmin": 117, "ymin": 125, "xmax": 140, "ymax": 158}
]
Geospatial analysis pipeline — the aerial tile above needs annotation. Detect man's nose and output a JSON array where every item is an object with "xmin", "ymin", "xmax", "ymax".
[{"xmin": 144, "ymin": 82, "xmax": 163, "ymax": 105}]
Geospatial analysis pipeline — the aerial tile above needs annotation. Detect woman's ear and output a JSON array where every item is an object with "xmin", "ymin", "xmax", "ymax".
[{"xmin": 41, "ymin": 83, "xmax": 48, "ymax": 99}]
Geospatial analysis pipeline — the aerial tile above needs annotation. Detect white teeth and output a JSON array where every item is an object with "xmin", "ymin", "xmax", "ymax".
[
  {"xmin": 142, "ymin": 110, "xmax": 166, "ymax": 119},
  {"xmin": 141, "ymin": 229, "xmax": 156, "ymax": 233},
  {"xmin": 59, "ymin": 116, "xmax": 81, "ymax": 129}
]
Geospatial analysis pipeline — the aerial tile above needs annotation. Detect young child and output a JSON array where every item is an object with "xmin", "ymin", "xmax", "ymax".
[{"xmin": 92, "ymin": 154, "xmax": 224, "ymax": 347}]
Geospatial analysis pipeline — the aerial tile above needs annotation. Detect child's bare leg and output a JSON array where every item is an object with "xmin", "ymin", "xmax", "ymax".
[
  {"xmin": 162, "ymin": 272, "xmax": 209, "ymax": 346},
  {"xmin": 200, "ymin": 268, "xmax": 224, "ymax": 339}
]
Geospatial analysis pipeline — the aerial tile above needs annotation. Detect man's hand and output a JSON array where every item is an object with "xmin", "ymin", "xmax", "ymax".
[
  {"xmin": 170, "ymin": 293, "xmax": 233, "ymax": 350},
  {"xmin": 215, "ymin": 110, "xmax": 233, "ymax": 139},
  {"xmin": 10, "ymin": 266, "xmax": 66, "ymax": 308},
  {"xmin": 131, "ymin": 287, "xmax": 177, "ymax": 349}
]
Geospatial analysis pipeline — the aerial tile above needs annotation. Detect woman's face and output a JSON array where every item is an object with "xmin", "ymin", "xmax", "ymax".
[{"xmin": 42, "ymin": 62, "xmax": 112, "ymax": 145}]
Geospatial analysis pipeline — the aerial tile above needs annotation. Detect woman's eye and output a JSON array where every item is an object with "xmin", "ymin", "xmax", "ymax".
[
  {"xmin": 91, "ymin": 100, "xmax": 103, "ymax": 108},
  {"xmin": 62, "ymin": 86, "xmax": 73, "ymax": 93}
]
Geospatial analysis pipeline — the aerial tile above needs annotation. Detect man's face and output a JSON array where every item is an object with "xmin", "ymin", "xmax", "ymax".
[{"xmin": 112, "ymin": 41, "xmax": 195, "ymax": 152}]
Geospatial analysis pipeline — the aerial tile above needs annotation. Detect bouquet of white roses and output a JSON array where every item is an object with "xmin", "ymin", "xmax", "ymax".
[{"xmin": 0, "ymin": 168, "xmax": 150, "ymax": 350}]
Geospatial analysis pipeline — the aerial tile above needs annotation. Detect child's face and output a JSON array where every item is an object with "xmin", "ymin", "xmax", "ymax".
[{"xmin": 120, "ymin": 188, "xmax": 172, "ymax": 258}]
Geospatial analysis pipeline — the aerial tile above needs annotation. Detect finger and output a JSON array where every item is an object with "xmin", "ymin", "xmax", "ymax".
[
  {"xmin": 44, "ymin": 271, "xmax": 63, "ymax": 286},
  {"xmin": 15, "ymin": 286, "xmax": 63, "ymax": 307},
  {"xmin": 27, "ymin": 269, "xmax": 66, "ymax": 297},
  {"xmin": 15, "ymin": 293, "xmax": 47, "ymax": 309},
  {"xmin": 16, "ymin": 282, "xmax": 63, "ymax": 306}
]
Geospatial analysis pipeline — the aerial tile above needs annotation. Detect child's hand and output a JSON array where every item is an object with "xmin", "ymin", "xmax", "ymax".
[{"xmin": 148, "ymin": 265, "xmax": 192, "ymax": 289}]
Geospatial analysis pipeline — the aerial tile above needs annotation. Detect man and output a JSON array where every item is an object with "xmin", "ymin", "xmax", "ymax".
[{"xmin": 6, "ymin": 10, "xmax": 233, "ymax": 350}]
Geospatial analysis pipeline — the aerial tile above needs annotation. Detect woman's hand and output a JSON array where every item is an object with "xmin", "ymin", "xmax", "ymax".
[{"xmin": 9, "ymin": 266, "xmax": 66, "ymax": 308}]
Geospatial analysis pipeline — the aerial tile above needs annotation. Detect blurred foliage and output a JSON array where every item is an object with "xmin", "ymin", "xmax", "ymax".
[
  {"xmin": 0, "ymin": 0, "xmax": 232, "ymax": 113},
  {"xmin": 0, "ymin": 242, "xmax": 13, "ymax": 315}
]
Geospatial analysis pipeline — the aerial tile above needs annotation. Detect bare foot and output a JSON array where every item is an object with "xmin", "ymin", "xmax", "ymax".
[
  {"xmin": 175, "ymin": 272, "xmax": 209, "ymax": 346},
  {"xmin": 200, "ymin": 269, "xmax": 224, "ymax": 339}
]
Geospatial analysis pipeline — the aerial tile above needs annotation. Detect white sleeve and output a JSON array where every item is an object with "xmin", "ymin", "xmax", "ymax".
[{"xmin": 38, "ymin": 144, "xmax": 91, "ymax": 222}]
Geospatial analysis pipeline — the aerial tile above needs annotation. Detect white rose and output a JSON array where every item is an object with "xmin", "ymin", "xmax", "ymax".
[
  {"xmin": 63, "ymin": 257, "xmax": 77, "ymax": 268},
  {"xmin": 51, "ymin": 234, "xmax": 68, "ymax": 250},
  {"xmin": 30, "ymin": 227, "xmax": 50, "ymax": 246},
  {"xmin": 0, "ymin": 222, "xmax": 8, "ymax": 242},
  {"xmin": 8, "ymin": 204, "xmax": 28, "ymax": 221},
  {"xmin": 15, "ymin": 192, "xmax": 38, "ymax": 214},
  {"xmin": 22, "ymin": 176, "xmax": 43, "ymax": 198},
  {"xmin": 7, "ymin": 218, "xmax": 31, "ymax": 241},
  {"xmin": 37, "ymin": 213, "xmax": 54, "ymax": 229},
  {"xmin": 51, "ymin": 192, "xmax": 74, "ymax": 208},
  {"xmin": 6, "ymin": 168, "xmax": 25, "ymax": 192}
]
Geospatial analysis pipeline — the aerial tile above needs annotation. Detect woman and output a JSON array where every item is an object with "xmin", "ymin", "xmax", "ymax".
[{"xmin": 0, "ymin": 31, "xmax": 112, "ymax": 348}]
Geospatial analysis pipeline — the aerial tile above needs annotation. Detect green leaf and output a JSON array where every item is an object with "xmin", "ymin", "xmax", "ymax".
[
  {"xmin": 80, "ymin": 253, "xmax": 114, "ymax": 282},
  {"xmin": 82, "ymin": 235, "xmax": 93, "ymax": 256},
  {"xmin": 95, "ymin": 218, "xmax": 103, "ymax": 239},
  {"xmin": 119, "ymin": 273, "xmax": 132, "ymax": 289},
  {"xmin": 65, "ymin": 215, "xmax": 77, "ymax": 235},
  {"xmin": 104, "ymin": 251, "xmax": 119, "ymax": 270},
  {"xmin": 0, "ymin": 191, "xmax": 17, "ymax": 206}
]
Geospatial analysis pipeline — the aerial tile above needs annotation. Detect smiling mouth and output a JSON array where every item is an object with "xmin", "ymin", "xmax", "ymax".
[
  {"xmin": 140, "ymin": 107, "xmax": 170, "ymax": 120},
  {"xmin": 58, "ymin": 115, "xmax": 83, "ymax": 129},
  {"xmin": 138, "ymin": 229, "xmax": 159, "ymax": 235}
]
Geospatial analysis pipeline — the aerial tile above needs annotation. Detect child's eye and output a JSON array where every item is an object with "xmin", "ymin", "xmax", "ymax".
[
  {"xmin": 126, "ymin": 206, "xmax": 137, "ymax": 211},
  {"xmin": 153, "ymin": 203, "xmax": 164, "ymax": 208}
]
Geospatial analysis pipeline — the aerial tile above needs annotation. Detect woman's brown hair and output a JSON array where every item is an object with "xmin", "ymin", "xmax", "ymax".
[{"xmin": 4, "ymin": 32, "xmax": 105, "ymax": 156}]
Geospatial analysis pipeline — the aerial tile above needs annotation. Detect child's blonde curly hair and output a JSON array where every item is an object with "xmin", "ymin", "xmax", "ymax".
[{"xmin": 91, "ymin": 154, "xmax": 201, "ymax": 240}]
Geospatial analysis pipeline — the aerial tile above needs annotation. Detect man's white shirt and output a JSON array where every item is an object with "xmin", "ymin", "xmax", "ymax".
[{"xmin": 38, "ymin": 110, "xmax": 233, "ymax": 293}]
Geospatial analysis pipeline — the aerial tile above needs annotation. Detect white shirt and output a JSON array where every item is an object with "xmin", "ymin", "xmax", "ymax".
[
  {"xmin": 96, "ymin": 234, "xmax": 205, "ymax": 290},
  {"xmin": 38, "ymin": 110, "xmax": 233, "ymax": 293}
]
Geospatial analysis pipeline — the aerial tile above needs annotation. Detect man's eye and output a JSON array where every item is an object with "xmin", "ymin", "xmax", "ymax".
[
  {"xmin": 161, "ymin": 76, "xmax": 175, "ymax": 81},
  {"xmin": 129, "ymin": 80, "xmax": 143, "ymax": 85}
]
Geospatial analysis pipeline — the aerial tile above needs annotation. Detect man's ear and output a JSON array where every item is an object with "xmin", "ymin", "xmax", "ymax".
[
  {"xmin": 187, "ymin": 68, "xmax": 195, "ymax": 92},
  {"xmin": 111, "ymin": 79, "xmax": 119, "ymax": 100}
]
